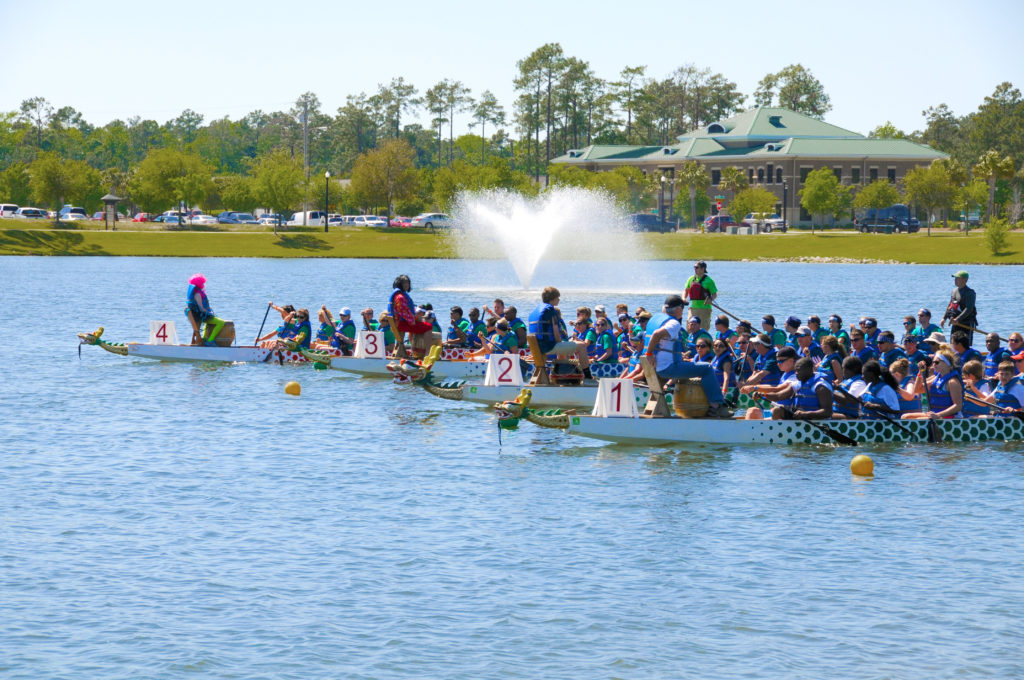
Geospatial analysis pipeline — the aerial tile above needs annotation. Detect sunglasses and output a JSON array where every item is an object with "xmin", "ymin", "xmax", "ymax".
[
  {"xmin": 696, "ymin": 343, "xmax": 709, "ymax": 348},
  {"xmin": 1010, "ymin": 338, "xmax": 1023, "ymax": 343}
]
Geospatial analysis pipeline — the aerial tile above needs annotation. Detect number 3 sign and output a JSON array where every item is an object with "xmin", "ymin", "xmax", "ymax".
[
  {"xmin": 592, "ymin": 378, "xmax": 638, "ymax": 418},
  {"xmin": 354, "ymin": 330, "xmax": 385, "ymax": 359}
]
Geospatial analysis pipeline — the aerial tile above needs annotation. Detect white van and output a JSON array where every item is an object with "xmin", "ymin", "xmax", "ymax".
[
  {"xmin": 0, "ymin": 203, "xmax": 18, "ymax": 218},
  {"xmin": 287, "ymin": 210, "xmax": 327, "ymax": 226}
]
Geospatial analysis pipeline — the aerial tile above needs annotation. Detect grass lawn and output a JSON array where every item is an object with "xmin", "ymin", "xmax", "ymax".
[{"xmin": 1, "ymin": 223, "xmax": 1022, "ymax": 264}]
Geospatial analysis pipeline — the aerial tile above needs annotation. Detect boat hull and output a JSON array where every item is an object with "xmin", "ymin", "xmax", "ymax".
[
  {"xmin": 125, "ymin": 343, "xmax": 273, "ymax": 363},
  {"xmin": 565, "ymin": 415, "xmax": 1024, "ymax": 446},
  {"xmin": 460, "ymin": 384, "xmax": 756, "ymax": 409}
]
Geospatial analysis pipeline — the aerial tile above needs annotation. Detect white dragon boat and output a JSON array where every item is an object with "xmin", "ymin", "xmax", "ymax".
[{"xmin": 77, "ymin": 327, "xmax": 333, "ymax": 364}]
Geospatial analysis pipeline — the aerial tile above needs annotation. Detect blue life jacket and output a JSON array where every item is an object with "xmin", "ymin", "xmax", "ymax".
[
  {"xmin": 855, "ymin": 346, "xmax": 878, "ymax": 364},
  {"xmin": 276, "ymin": 322, "xmax": 297, "ymax": 339},
  {"xmin": 331, "ymin": 319, "xmax": 355, "ymax": 350},
  {"xmin": 993, "ymin": 376, "xmax": 1024, "ymax": 410},
  {"xmin": 387, "ymin": 288, "xmax": 413, "ymax": 318},
  {"xmin": 528, "ymin": 302, "xmax": 559, "ymax": 352},
  {"xmin": 863, "ymin": 381, "xmax": 896, "ymax": 412},
  {"xmin": 865, "ymin": 329, "xmax": 880, "ymax": 349},
  {"xmin": 643, "ymin": 313, "xmax": 677, "ymax": 360},
  {"xmin": 595, "ymin": 329, "xmax": 618, "ymax": 363},
  {"xmin": 817, "ymin": 352, "xmax": 842, "ymax": 382},
  {"xmin": 786, "ymin": 332, "xmax": 800, "ymax": 350},
  {"xmin": 686, "ymin": 329, "xmax": 713, "ymax": 354},
  {"xmin": 316, "ymin": 322, "xmax": 335, "ymax": 342},
  {"xmin": 834, "ymin": 377, "xmax": 864, "ymax": 418},
  {"xmin": 958, "ymin": 347, "xmax": 983, "ymax": 367},
  {"xmin": 466, "ymin": 320, "xmax": 486, "ymax": 349},
  {"xmin": 793, "ymin": 374, "xmax": 829, "ymax": 411},
  {"xmin": 185, "ymin": 284, "xmax": 213, "ymax": 322},
  {"xmin": 711, "ymin": 352, "xmax": 735, "ymax": 388},
  {"xmin": 898, "ymin": 376, "xmax": 921, "ymax": 412},
  {"xmin": 777, "ymin": 370, "xmax": 798, "ymax": 406},
  {"xmin": 983, "ymin": 347, "xmax": 1012, "ymax": 378},
  {"xmin": 293, "ymin": 320, "xmax": 312, "ymax": 349},
  {"xmin": 880, "ymin": 347, "xmax": 908, "ymax": 369},
  {"xmin": 905, "ymin": 349, "xmax": 929, "ymax": 376},
  {"xmin": 800, "ymin": 341, "xmax": 825, "ymax": 361},
  {"xmin": 812, "ymin": 328, "xmax": 829, "ymax": 343},
  {"xmin": 447, "ymin": 317, "xmax": 470, "ymax": 344},
  {"xmin": 754, "ymin": 348, "xmax": 781, "ymax": 386},
  {"xmin": 733, "ymin": 349, "xmax": 754, "ymax": 382},
  {"xmin": 928, "ymin": 371, "xmax": 962, "ymax": 414},
  {"xmin": 716, "ymin": 329, "xmax": 737, "ymax": 344}
]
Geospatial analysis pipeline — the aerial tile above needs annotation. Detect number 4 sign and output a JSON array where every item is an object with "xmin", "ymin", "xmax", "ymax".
[
  {"xmin": 149, "ymin": 321, "xmax": 178, "ymax": 345},
  {"xmin": 484, "ymin": 354, "xmax": 523, "ymax": 387},
  {"xmin": 592, "ymin": 378, "xmax": 638, "ymax": 418},
  {"xmin": 354, "ymin": 330, "xmax": 385, "ymax": 359}
]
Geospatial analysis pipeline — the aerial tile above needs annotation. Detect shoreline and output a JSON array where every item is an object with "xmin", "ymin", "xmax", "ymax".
[{"xmin": 1, "ymin": 226, "xmax": 1022, "ymax": 264}]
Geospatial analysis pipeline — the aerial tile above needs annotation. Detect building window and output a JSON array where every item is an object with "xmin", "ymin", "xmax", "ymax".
[
  {"xmin": 851, "ymin": 167, "xmax": 860, "ymax": 184},
  {"xmin": 800, "ymin": 167, "xmax": 811, "ymax": 183},
  {"xmin": 888, "ymin": 168, "xmax": 897, "ymax": 183},
  {"xmin": 711, "ymin": 169, "xmax": 721, "ymax": 185},
  {"xmin": 767, "ymin": 164, "xmax": 774, "ymax": 184},
  {"xmin": 776, "ymin": 168, "xmax": 783, "ymax": 184},
  {"xmin": 869, "ymin": 168, "xmax": 878, "ymax": 181},
  {"xmin": 757, "ymin": 168, "xmax": 765, "ymax": 183},
  {"xmin": 833, "ymin": 167, "xmax": 842, "ymax": 182},
  {"xmin": 748, "ymin": 168, "xmax": 754, "ymax": 184},
  {"xmin": 800, "ymin": 206, "xmax": 811, "ymax": 221}
]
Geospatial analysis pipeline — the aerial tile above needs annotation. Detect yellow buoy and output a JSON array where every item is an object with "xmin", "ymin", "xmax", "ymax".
[
  {"xmin": 284, "ymin": 381, "xmax": 301, "ymax": 396},
  {"xmin": 850, "ymin": 454, "xmax": 874, "ymax": 476}
]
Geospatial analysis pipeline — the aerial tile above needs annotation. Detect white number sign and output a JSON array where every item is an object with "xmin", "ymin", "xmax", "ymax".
[
  {"xmin": 354, "ymin": 330, "xmax": 385, "ymax": 359},
  {"xmin": 484, "ymin": 353, "xmax": 523, "ymax": 387},
  {"xmin": 592, "ymin": 378, "xmax": 638, "ymax": 418},
  {"xmin": 149, "ymin": 320, "xmax": 178, "ymax": 345}
]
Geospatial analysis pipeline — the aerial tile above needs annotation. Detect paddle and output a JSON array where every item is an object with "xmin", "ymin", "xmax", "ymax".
[
  {"xmin": 918, "ymin": 365, "xmax": 942, "ymax": 443},
  {"xmin": 254, "ymin": 302, "xmax": 273, "ymax": 344},
  {"xmin": 835, "ymin": 383, "xmax": 918, "ymax": 440},
  {"xmin": 750, "ymin": 392, "xmax": 858, "ymax": 446},
  {"xmin": 963, "ymin": 393, "xmax": 1024, "ymax": 421},
  {"xmin": 711, "ymin": 301, "xmax": 743, "ymax": 324},
  {"xmin": 952, "ymin": 321, "xmax": 1008, "ymax": 344}
]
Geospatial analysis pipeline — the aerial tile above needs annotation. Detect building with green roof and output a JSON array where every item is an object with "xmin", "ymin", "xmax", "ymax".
[{"xmin": 551, "ymin": 107, "xmax": 947, "ymax": 226}]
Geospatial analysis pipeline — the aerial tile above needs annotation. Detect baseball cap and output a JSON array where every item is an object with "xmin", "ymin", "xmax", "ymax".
[
  {"xmin": 664, "ymin": 294, "xmax": 685, "ymax": 309},
  {"xmin": 953, "ymin": 270, "xmax": 969, "ymax": 279},
  {"xmin": 777, "ymin": 346, "xmax": 798, "ymax": 360},
  {"xmin": 797, "ymin": 326, "xmax": 812, "ymax": 337},
  {"xmin": 688, "ymin": 316, "xmax": 700, "ymax": 324},
  {"xmin": 864, "ymin": 318, "xmax": 878, "ymax": 328},
  {"xmin": 750, "ymin": 334, "xmax": 772, "ymax": 347},
  {"xmin": 785, "ymin": 315, "xmax": 801, "ymax": 328},
  {"xmin": 339, "ymin": 307, "xmax": 352, "ymax": 316},
  {"xmin": 903, "ymin": 335, "xmax": 918, "ymax": 344},
  {"xmin": 595, "ymin": 304, "xmax": 606, "ymax": 313}
]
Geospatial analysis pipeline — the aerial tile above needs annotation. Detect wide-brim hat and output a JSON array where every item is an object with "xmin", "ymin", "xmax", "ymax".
[{"xmin": 926, "ymin": 331, "xmax": 947, "ymax": 344}]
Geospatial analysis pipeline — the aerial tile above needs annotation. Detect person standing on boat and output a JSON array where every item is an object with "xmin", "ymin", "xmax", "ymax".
[
  {"xmin": 527, "ymin": 286, "xmax": 593, "ymax": 380},
  {"xmin": 388, "ymin": 274, "xmax": 433, "ymax": 336},
  {"xmin": 683, "ymin": 261, "xmax": 717, "ymax": 330},
  {"xmin": 185, "ymin": 273, "xmax": 226, "ymax": 346},
  {"xmin": 941, "ymin": 270, "xmax": 978, "ymax": 346},
  {"xmin": 645, "ymin": 294, "xmax": 731, "ymax": 418}
]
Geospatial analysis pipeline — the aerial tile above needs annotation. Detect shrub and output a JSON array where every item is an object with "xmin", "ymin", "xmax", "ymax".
[{"xmin": 983, "ymin": 218, "xmax": 1010, "ymax": 255}]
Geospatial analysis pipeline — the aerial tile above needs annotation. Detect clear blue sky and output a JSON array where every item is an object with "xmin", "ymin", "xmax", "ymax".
[{"xmin": 3, "ymin": 0, "xmax": 1021, "ymax": 138}]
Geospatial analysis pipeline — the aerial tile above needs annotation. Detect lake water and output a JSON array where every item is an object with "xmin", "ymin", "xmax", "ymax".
[{"xmin": 3, "ymin": 256, "xmax": 1023, "ymax": 679}]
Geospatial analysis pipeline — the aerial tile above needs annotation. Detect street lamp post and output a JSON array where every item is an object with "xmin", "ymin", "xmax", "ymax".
[
  {"xmin": 782, "ymin": 180, "xmax": 788, "ymax": 230},
  {"xmin": 660, "ymin": 175, "xmax": 666, "ymax": 226},
  {"xmin": 324, "ymin": 170, "xmax": 331, "ymax": 233}
]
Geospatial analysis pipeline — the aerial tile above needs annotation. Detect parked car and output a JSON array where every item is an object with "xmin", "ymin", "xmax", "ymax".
[
  {"xmin": 351, "ymin": 215, "xmax": 387, "ymax": 227},
  {"xmin": 257, "ymin": 215, "xmax": 281, "ymax": 226},
  {"xmin": 389, "ymin": 216, "xmax": 411, "ymax": 227},
  {"xmin": 191, "ymin": 214, "xmax": 218, "ymax": 225},
  {"xmin": 58, "ymin": 205, "xmax": 87, "ymax": 220},
  {"xmin": 0, "ymin": 203, "xmax": 19, "ymax": 218},
  {"xmin": 217, "ymin": 212, "xmax": 239, "ymax": 224},
  {"xmin": 327, "ymin": 215, "xmax": 346, "ymax": 226},
  {"xmin": 741, "ymin": 213, "xmax": 788, "ymax": 233},
  {"xmin": 287, "ymin": 210, "xmax": 327, "ymax": 226},
  {"xmin": 409, "ymin": 212, "xmax": 451, "ymax": 228},
  {"xmin": 703, "ymin": 214, "xmax": 737, "ymax": 233},
  {"xmin": 162, "ymin": 215, "xmax": 185, "ymax": 226},
  {"xmin": 626, "ymin": 213, "xmax": 673, "ymax": 232},
  {"xmin": 854, "ymin": 204, "xmax": 920, "ymax": 234},
  {"xmin": 15, "ymin": 207, "xmax": 47, "ymax": 219},
  {"xmin": 131, "ymin": 212, "xmax": 152, "ymax": 222}
]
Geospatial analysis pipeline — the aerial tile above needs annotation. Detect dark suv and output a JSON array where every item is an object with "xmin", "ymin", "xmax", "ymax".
[
  {"xmin": 855, "ymin": 204, "xmax": 920, "ymax": 234},
  {"xmin": 627, "ymin": 213, "xmax": 674, "ymax": 232}
]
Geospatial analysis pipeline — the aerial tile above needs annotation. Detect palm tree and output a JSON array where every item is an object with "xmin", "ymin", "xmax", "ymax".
[
  {"xmin": 973, "ymin": 150, "xmax": 1015, "ymax": 222},
  {"xmin": 718, "ymin": 166, "xmax": 749, "ymax": 219},
  {"xmin": 677, "ymin": 160, "xmax": 709, "ymax": 230}
]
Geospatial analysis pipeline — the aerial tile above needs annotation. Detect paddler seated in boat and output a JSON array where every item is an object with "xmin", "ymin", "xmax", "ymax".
[
  {"xmin": 465, "ymin": 307, "xmax": 486, "ymax": 350},
  {"xmin": 831, "ymin": 356, "xmax": 867, "ymax": 419},
  {"xmin": 257, "ymin": 304, "xmax": 296, "ymax": 347},
  {"xmin": 901, "ymin": 334, "xmax": 928, "ymax": 375},
  {"xmin": 743, "ymin": 357, "xmax": 833, "ymax": 421},
  {"xmin": 1013, "ymin": 350, "xmax": 1024, "ymax": 379},
  {"xmin": 443, "ymin": 306, "xmax": 472, "ymax": 348},
  {"xmin": 983, "ymin": 332, "xmax": 1012, "ymax": 379},
  {"xmin": 527, "ymin": 285, "xmax": 594, "ymax": 380},
  {"xmin": 482, "ymin": 298, "xmax": 505, "ymax": 321},
  {"xmin": 807, "ymin": 315, "xmax": 829, "ymax": 344},
  {"xmin": 740, "ymin": 334, "xmax": 781, "ymax": 388},
  {"xmin": 614, "ymin": 303, "xmax": 633, "ymax": 327},
  {"xmin": 360, "ymin": 308, "xmax": 379, "ymax": 332},
  {"xmin": 331, "ymin": 307, "xmax": 356, "ymax": 355},
  {"xmin": 862, "ymin": 317, "xmax": 881, "ymax": 349},
  {"xmin": 503, "ymin": 306, "xmax": 528, "ymax": 349},
  {"xmin": 858, "ymin": 360, "xmax": 902, "ymax": 417},
  {"xmin": 849, "ymin": 329, "xmax": 878, "ymax": 364},
  {"xmin": 902, "ymin": 348, "xmax": 964, "ymax": 420},
  {"xmin": 573, "ymin": 317, "xmax": 598, "ymax": 357},
  {"xmin": 817, "ymin": 335, "xmax": 846, "ymax": 385},
  {"xmin": 268, "ymin": 308, "xmax": 311, "ymax": 350},
  {"xmin": 783, "ymin": 316, "xmax": 802, "ymax": 349},
  {"xmin": 377, "ymin": 312, "xmax": 395, "ymax": 353},
  {"xmin": 732, "ymin": 333, "xmax": 756, "ymax": 385},
  {"xmin": 469, "ymin": 318, "xmax": 499, "ymax": 358},
  {"xmin": 960, "ymin": 359, "xmax": 993, "ymax": 417},
  {"xmin": 313, "ymin": 306, "xmax": 336, "ymax": 348},
  {"xmin": 387, "ymin": 274, "xmax": 435, "ymax": 351},
  {"xmin": 684, "ymin": 315, "xmax": 713, "ymax": 356},
  {"xmin": 827, "ymin": 314, "xmax": 851, "ymax": 352},
  {"xmin": 876, "ymin": 331, "xmax": 907, "ymax": 369},
  {"xmin": 621, "ymin": 313, "xmax": 652, "ymax": 379},
  {"xmin": 594, "ymin": 305, "xmax": 608, "ymax": 325},
  {"xmin": 713, "ymin": 315, "xmax": 738, "ymax": 349},
  {"xmin": 710, "ymin": 339, "xmax": 735, "ymax": 396},
  {"xmin": 486, "ymin": 319, "xmax": 518, "ymax": 354},
  {"xmin": 952, "ymin": 331, "xmax": 983, "ymax": 367},
  {"xmin": 982, "ymin": 361, "xmax": 1024, "ymax": 414},
  {"xmin": 592, "ymin": 317, "xmax": 619, "ymax": 364},
  {"xmin": 185, "ymin": 273, "xmax": 227, "ymax": 346},
  {"xmin": 645, "ymin": 294, "xmax": 732, "ymax": 418},
  {"xmin": 420, "ymin": 304, "xmax": 442, "ymax": 334},
  {"xmin": 739, "ymin": 346, "xmax": 799, "ymax": 405},
  {"xmin": 1005, "ymin": 332, "xmax": 1024, "ymax": 365},
  {"xmin": 692, "ymin": 336, "xmax": 714, "ymax": 364},
  {"xmin": 922, "ymin": 331, "xmax": 947, "ymax": 358},
  {"xmin": 795, "ymin": 325, "xmax": 825, "ymax": 362},
  {"xmin": 912, "ymin": 308, "xmax": 942, "ymax": 343},
  {"xmin": 888, "ymin": 358, "xmax": 923, "ymax": 414},
  {"xmin": 760, "ymin": 315, "xmax": 787, "ymax": 348},
  {"xmin": 615, "ymin": 313, "xmax": 635, "ymax": 361}
]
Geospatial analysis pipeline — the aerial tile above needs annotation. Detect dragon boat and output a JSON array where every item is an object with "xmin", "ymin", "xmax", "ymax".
[
  {"xmin": 298, "ymin": 344, "xmax": 501, "ymax": 379},
  {"xmin": 77, "ymin": 327, "xmax": 334, "ymax": 364}
]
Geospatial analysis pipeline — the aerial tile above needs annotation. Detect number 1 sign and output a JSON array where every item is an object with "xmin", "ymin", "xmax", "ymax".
[
  {"xmin": 484, "ymin": 354, "xmax": 523, "ymax": 387},
  {"xmin": 354, "ymin": 331, "xmax": 385, "ymax": 359},
  {"xmin": 149, "ymin": 321, "xmax": 178, "ymax": 345},
  {"xmin": 592, "ymin": 378, "xmax": 638, "ymax": 418}
]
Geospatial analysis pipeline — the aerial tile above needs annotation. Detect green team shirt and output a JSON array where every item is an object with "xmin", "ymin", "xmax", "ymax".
[
  {"xmin": 768, "ymin": 328, "xmax": 787, "ymax": 348},
  {"xmin": 685, "ymin": 274, "xmax": 717, "ymax": 309},
  {"xmin": 595, "ymin": 332, "xmax": 617, "ymax": 363}
]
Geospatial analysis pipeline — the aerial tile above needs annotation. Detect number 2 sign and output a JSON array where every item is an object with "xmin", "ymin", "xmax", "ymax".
[
  {"xmin": 149, "ymin": 320, "xmax": 178, "ymax": 345},
  {"xmin": 484, "ymin": 354, "xmax": 523, "ymax": 387}
]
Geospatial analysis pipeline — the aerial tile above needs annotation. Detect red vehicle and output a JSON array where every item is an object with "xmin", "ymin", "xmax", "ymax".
[
  {"xmin": 390, "ymin": 216, "xmax": 411, "ymax": 227},
  {"xmin": 703, "ymin": 214, "xmax": 737, "ymax": 233},
  {"xmin": 132, "ymin": 212, "xmax": 153, "ymax": 222}
]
